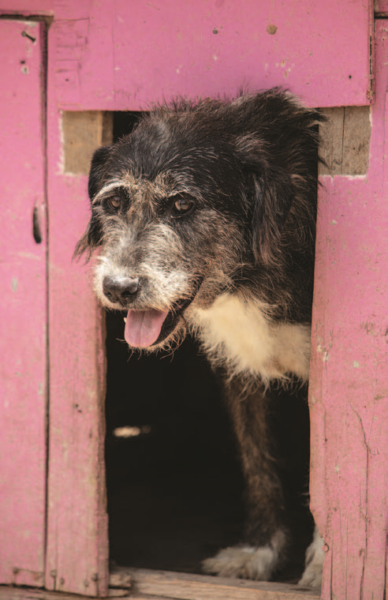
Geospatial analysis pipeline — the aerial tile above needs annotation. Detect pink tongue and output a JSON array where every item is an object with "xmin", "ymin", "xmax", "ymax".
[{"xmin": 124, "ymin": 309, "xmax": 169, "ymax": 348}]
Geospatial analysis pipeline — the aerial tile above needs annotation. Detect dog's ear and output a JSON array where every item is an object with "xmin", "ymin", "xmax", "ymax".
[
  {"xmin": 73, "ymin": 211, "xmax": 103, "ymax": 260},
  {"xmin": 235, "ymin": 136, "xmax": 293, "ymax": 265},
  {"xmin": 251, "ymin": 168, "xmax": 293, "ymax": 265},
  {"xmin": 74, "ymin": 146, "xmax": 112, "ymax": 260}
]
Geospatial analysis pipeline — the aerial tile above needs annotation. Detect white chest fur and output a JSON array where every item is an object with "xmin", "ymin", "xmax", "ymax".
[{"xmin": 192, "ymin": 294, "xmax": 311, "ymax": 384}]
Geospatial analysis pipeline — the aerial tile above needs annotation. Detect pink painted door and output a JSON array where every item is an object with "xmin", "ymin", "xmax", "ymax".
[
  {"xmin": 44, "ymin": 0, "xmax": 374, "ymax": 597},
  {"xmin": 0, "ymin": 1, "xmax": 380, "ymax": 598},
  {"xmin": 309, "ymin": 21, "xmax": 388, "ymax": 599},
  {"xmin": 0, "ymin": 20, "xmax": 47, "ymax": 587}
]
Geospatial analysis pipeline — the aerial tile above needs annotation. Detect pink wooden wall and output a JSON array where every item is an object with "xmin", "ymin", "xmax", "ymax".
[
  {"xmin": 0, "ymin": 0, "xmax": 373, "ymax": 109},
  {"xmin": 309, "ymin": 22, "xmax": 388, "ymax": 599},
  {"xmin": 0, "ymin": 20, "xmax": 47, "ymax": 587},
  {"xmin": 1, "ymin": 1, "xmax": 387, "ymax": 599},
  {"xmin": 51, "ymin": 0, "xmax": 373, "ymax": 110},
  {"xmin": 45, "ymin": 49, "xmax": 109, "ymax": 599}
]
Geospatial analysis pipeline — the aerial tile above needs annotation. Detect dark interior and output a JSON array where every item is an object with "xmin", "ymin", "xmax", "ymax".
[{"xmin": 105, "ymin": 112, "xmax": 313, "ymax": 583}]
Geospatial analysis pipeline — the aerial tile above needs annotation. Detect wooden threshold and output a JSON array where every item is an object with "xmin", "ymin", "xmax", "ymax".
[
  {"xmin": 110, "ymin": 567, "xmax": 320, "ymax": 600},
  {"xmin": 0, "ymin": 586, "xmax": 130, "ymax": 599},
  {"xmin": 0, "ymin": 568, "xmax": 320, "ymax": 600}
]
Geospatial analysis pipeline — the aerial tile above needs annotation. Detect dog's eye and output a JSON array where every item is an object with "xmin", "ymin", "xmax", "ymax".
[
  {"xmin": 172, "ymin": 197, "xmax": 194, "ymax": 217},
  {"xmin": 108, "ymin": 196, "xmax": 121, "ymax": 210}
]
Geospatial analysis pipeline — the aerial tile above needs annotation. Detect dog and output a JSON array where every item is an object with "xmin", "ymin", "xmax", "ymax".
[{"xmin": 75, "ymin": 88, "xmax": 325, "ymax": 587}]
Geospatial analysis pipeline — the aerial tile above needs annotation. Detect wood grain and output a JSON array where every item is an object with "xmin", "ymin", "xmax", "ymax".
[
  {"xmin": 63, "ymin": 111, "xmax": 113, "ymax": 175},
  {"xmin": 319, "ymin": 107, "xmax": 371, "ymax": 175},
  {"xmin": 0, "ymin": 586, "xmax": 130, "ymax": 599},
  {"xmin": 112, "ymin": 567, "xmax": 320, "ymax": 600}
]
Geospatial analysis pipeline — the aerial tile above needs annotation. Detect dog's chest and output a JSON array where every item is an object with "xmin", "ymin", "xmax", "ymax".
[{"xmin": 192, "ymin": 294, "xmax": 311, "ymax": 383}]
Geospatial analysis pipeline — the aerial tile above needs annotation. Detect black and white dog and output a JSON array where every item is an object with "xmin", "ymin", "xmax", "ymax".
[{"xmin": 76, "ymin": 89, "xmax": 324, "ymax": 587}]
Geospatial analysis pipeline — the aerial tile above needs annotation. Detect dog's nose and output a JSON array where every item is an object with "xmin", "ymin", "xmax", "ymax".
[{"xmin": 103, "ymin": 276, "xmax": 140, "ymax": 305}]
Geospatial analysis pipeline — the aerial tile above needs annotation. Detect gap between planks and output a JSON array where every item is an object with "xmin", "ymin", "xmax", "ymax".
[{"xmin": 62, "ymin": 106, "xmax": 371, "ymax": 177}]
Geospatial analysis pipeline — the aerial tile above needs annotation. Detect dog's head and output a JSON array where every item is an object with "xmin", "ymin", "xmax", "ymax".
[{"xmin": 75, "ymin": 90, "xmax": 321, "ymax": 350}]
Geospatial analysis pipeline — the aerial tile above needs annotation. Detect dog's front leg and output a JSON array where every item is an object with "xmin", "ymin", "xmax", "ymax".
[{"xmin": 203, "ymin": 377, "xmax": 287, "ymax": 580}]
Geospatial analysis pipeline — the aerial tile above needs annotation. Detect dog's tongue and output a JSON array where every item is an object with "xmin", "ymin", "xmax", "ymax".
[{"xmin": 124, "ymin": 309, "xmax": 168, "ymax": 348}]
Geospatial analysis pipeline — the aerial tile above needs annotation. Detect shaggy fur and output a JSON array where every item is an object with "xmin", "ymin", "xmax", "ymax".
[{"xmin": 76, "ymin": 88, "xmax": 324, "ymax": 586}]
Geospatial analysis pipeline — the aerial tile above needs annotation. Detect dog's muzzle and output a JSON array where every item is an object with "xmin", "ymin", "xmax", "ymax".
[
  {"xmin": 103, "ymin": 276, "xmax": 203, "ymax": 349},
  {"xmin": 103, "ymin": 276, "xmax": 140, "ymax": 305}
]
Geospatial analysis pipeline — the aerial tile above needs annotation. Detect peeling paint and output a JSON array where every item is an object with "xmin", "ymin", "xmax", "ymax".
[{"xmin": 317, "ymin": 343, "xmax": 330, "ymax": 362}]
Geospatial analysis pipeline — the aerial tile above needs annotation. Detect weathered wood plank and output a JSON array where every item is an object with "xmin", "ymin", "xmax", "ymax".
[
  {"xmin": 50, "ymin": 1, "xmax": 371, "ymax": 110},
  {"xmin": 0, "ymin": 20, "xmax": 47, "ymax": 588},
  {"xmin": 0, "ymin": 1, "xmax": 53, "ymax": 14},
  {"xmin": 0, "ymin": 570, "xmax": 319, "ymax": 600},
  {"xmin": 309, "ymin": 21, "xmax": 388, "ymax": 600},
  {"xmin": 112, "ymin": 568, "xmax": 320, "ymax": 600},
  {"xmin": 63, "ymin": 111, "xmax": 113, "ymax": 175},
  {"xmin": 45, "ymin": 38, "xmax": 109, "ymax": 600},
  {"xmin": 128, "ymin": 595, "xmax": 185, "ymax": 600},
  {"xmin": 319, "ymin": 107, "xmax": 371, "ymax": 176},
  {"xmin": 0, "ymin": 586, "xmax": 130, "ymax": 599},
  {"xmin": 375, "ymin": 0, "xmax": 388, "ymax": 14},
  {"xmin": 318, "ymin": 107, "xmax": 345, "ymax": 176},
  {"xmin": 109, "ymin": 570, "xmax": 131, "ymax": 590},
  {"xmin": 342, "ymin": 107, "xmax": 371, "ymax": 175}
]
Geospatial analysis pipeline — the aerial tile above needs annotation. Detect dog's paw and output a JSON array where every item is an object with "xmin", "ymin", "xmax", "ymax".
[
  {"xmin": 298, "ymin": 526, "xmax": 324, "ymax": 589},
  {"xmin": 202, "ymin": 530, "xmax": 286, "ymax": 580}
]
